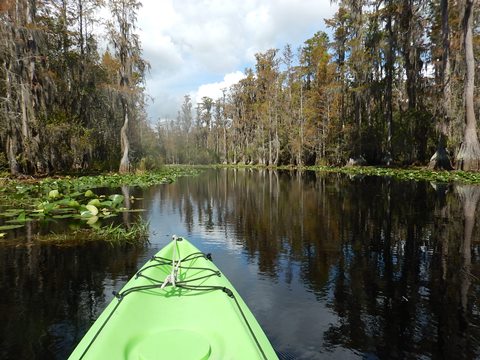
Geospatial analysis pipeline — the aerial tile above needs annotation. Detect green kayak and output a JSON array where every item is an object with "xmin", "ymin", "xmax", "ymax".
[{"xmin": 69, "ymin": 236, "xmax": 278, "ymax": 360}]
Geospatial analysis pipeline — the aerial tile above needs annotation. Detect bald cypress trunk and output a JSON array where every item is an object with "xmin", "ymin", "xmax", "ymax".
[
  {"xmin": 429, "ymin": 0, "xmax": 454, "ymax": 170},
  {"xmin": 384, "ymin": 1, "xmax": 394, "ymax": 164},
  {"xmin": 119, "ymin": 101, "xmax": 130, "ymax": 173},
  {"xmin": 455, "ymin": 185, "xmax": 479, "ymax": 312},
  {"xmin": 108, "ymin": 0, "xmax": 146, "ymax": 173},
  {"xmin": 456, "ymin": 0, "xmax": 480, "ymax": 171}
]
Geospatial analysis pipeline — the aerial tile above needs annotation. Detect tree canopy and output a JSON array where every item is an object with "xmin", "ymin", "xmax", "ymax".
[
  {"xmin": 1, "ymin": 0, "xmax": 479, "ymax": 173},
  {"xmin": 0, "ymin": 0, "xmax": 154, "ymax": 175},
  {"xmin": 159, "ymin": 0, "xmax": 480, "ymax": 169}
]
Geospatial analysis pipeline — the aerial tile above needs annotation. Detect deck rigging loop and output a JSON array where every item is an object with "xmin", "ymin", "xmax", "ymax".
[{"xmin": 161, "ymin": 235, "xmax": 182, "ymax": 289}]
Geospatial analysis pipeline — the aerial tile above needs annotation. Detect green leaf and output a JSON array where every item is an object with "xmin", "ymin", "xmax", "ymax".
[
  {"xmin": 49, "ymin": 189, "xmax": 60, "ymax": 199},
  {"xmin": 80, "ymin": 210, "xmax": 93, "ymax": 218},
  {"xmin": 0, "ymin": 233, "xmax": 6, "ymax": 238},
  {"xmin": 85, "ymin": 190, "xmax": 95, "ymax": 198},
  {"xmin": 38, "ymin": 202, "xmax": 58, "ymax": 214},
  {"xmin": 55, "ymin": 199, "xmax": 70, "ymax": 206},
  {"xmin": 0, "ymin": 224, "xmax": 24, "ymax": 230},
  {"xmin": 85, "ymin": 204, "xmax": 99, "ymax": 216},
  {"xmin": 109, "ymin": 194, "xmax": 124, "ymax": 207},
  {"xmin": 87, "ymin": 198, "xmax": 102, "ymax": 207},
  {"xmin": 101, "ymin": 208, "xmax": 111, "ymax": 216}
]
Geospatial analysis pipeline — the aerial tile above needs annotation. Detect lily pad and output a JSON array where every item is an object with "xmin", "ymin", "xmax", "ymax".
[
  {"xmin": 80, "ymin": 210, "xmax": 93, "ymax": 218},
  {"xmin": 49, "ymin": 189, "xmax": 60, "ymax": 199},
  {"xmin": 85, "ymin": 205, "xmax": 99, "ymax": 216},
  {"xmin": 101, "ymin": 208, "xmax": 111, "ymax": 216},
  {"xmin": 37, "ymin": 202, "xmax": 59, "ymax": 213},
  {"xmin": 87, "ymin": 199, "xmax": 102, "ymax": 207},
  {"xmin": 68, "ymin": 200, "xmax": 80, "ymax": 208},
  {"xmin": 56, "ymin": 199, "xmax": 73, "ymax": 207},
  {"xmin": 109, "ymin": 194, "xmax": 124, "ymax": 207}
]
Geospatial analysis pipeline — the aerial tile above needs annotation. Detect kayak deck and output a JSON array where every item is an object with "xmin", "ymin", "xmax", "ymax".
[{"xmin": 69, "ymin": 237, "xmax": 278, "ymax": 360}]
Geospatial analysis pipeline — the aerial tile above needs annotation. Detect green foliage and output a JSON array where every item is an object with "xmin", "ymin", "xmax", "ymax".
[
  {"xmin": 1, "ymin": 0, "xmax": 472, "ymax": 170},
  {"xmin": 308, "ymin": 166, "xmax": 480, "ymax": 184},
  {"xmin": 136, "ymin": 155, "xmax": 164, "ymax": 172},
  {"xmin": 0, "ymin": 167, "xmax": 200, "ymax": 234},
  {"xmin": 34, "ymin": 219, "xmax": 150, "ymax": 244},
  {"xmin": 214, "ymin": 163, "xmax": 480, "ymax": 185},
  {"xmin": 157, "ymin": 1, "xmax": 470, "ymax": 169},
  {"xmin": 0, "ymin": 0, "xmax": 151, "ymax": 175}
]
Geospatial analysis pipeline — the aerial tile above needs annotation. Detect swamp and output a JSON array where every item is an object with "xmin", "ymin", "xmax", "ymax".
[
  {"xmin": 2, "ymin": 0, "xmax": 480, "ymax": 358},
  {"xmin": 0, "ymin": 168, "xmax": 479, "ymax": 359}
]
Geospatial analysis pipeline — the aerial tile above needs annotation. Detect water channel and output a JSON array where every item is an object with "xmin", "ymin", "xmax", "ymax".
[{"xmin": 0, "ymin": 169, "xmax": 479, "ymax": 359}]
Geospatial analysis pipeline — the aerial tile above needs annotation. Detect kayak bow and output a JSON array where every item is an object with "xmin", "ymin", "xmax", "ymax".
[{"xmin": 69, "ymin": 236, "xmax": 278, "ymax": 360}]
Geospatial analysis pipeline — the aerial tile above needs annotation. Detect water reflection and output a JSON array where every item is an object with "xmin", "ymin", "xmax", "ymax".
[
  {"xmin": 0, "ymin": 169, "xmax": 479, "ymax": 359},
  {"xmin": 0, "ymin": 242, "xmax": 147, "ymax": 360},
  {"xmin": 144, "ymin": 169, "xmax": 480, "ymax": 359}
]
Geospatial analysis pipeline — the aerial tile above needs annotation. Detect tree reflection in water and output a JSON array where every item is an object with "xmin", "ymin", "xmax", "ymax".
[
  {"xmin": 149, "ymin": 169, "xmax": 479, "ymax": 359},
  {"xmin": 0, "ymin": 169, "xmax": 479, "ymax": 359}
]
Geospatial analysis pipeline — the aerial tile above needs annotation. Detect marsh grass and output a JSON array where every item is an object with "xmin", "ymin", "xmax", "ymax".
[{"xmin": 35, "ymin": 219, "xmax": 150, "ymax": 245}]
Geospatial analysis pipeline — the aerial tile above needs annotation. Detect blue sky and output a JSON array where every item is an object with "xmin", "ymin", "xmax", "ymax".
[{"xmin": 136, "ymin": 0, "xmax": 338, "ymax": 122}]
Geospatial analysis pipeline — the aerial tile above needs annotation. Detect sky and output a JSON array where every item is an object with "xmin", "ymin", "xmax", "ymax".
[{"xmin": 136, "ymin": 0, "xmax": 338, "ymax": 122}]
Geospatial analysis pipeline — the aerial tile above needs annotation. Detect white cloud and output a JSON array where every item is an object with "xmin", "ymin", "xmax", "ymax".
[
  {"xmin": 193, "ymin": 71, "xmax": 246, "ymax": 105},
  {"xmin": 135, "ymin": 0, "xmax": 337, "ymax": 121}
]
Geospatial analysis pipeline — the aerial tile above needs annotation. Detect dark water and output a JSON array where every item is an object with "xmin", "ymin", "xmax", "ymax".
[{"xmin": 1, "ymin": 169, "xmax": 479, "ymax": 359}]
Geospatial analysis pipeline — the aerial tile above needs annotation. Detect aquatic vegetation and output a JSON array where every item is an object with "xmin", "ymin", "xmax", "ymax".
[
  {"xmin": 307, "ymin": 165, "xmax": 480, "ymax": 184},
  {"xmin": 0, "ymin": 166, "xmax": 199, "ymax": 203},
  {"xmin": 35, "ymin": 219, "xmax": 150, "ymax": 245},
  {"xmin": 0, "ymin": 167, "xmax": 200, "ymax": 235},
  {"xmin": 214, "ymin": 163, "xmax": 480, "ymax": 185}
]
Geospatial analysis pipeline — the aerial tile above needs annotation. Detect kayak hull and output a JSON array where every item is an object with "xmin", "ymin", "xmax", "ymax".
[{"xmin": 69, "ymin": 237, "xmax": 278, "ymax": 360}]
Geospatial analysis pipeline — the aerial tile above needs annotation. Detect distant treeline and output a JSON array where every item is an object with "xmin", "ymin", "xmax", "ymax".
[
  {"xmin": 0, "ymin": 0, "xmax": 160, "ymax": 175},
  {"xmin": 1, "ymin": 0, "xmax": 479, "ymax": 175},
  {"xmin": 160, "ymin": 0, "xmax": 480, "ymax": 170}
]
